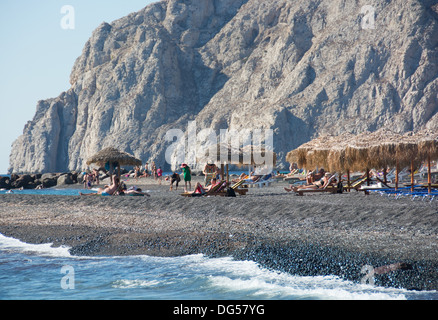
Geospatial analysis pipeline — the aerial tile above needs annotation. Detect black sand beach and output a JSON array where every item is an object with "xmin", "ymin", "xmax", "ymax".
[{"xmin": 1, "ymin": 176, "xmax": 437, "ymax": 291}]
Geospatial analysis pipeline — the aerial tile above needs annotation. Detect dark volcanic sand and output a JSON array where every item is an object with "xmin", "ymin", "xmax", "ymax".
[{"xmin": 1, "ymin": 177, "xmax": 438, "ymax": 291}]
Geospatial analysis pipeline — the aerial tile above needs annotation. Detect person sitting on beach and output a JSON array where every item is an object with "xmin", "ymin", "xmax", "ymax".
[
  {"xmin": 134, "ymin": 166, "xmax": 141, "ymax": 181},
  {"xmin": 80, "ymin": 177, "xmax": 120, "ymax": 196},
  {"xmin": 284, "ymin": 173, "xmax": 336, "ymax": 192},
  {"xmin": 92, "ymin": 168, "xmax": 100, "ymax": 185},
  {"xmin": 189, "ymin": 178, "xmax": 221, "ymax": 195}
]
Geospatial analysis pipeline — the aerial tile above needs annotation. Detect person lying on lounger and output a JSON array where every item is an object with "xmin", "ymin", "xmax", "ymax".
[
  {"xmin": 189, "ymin": 178, "xmax": 222, "ymax": 195},
  {"xmin": 284, "ymin": 173, "xmax": 336, "ymax": 192},
  {"xmin": 122, "ymin": 187, "xmax": 151, "ymax": 197}
]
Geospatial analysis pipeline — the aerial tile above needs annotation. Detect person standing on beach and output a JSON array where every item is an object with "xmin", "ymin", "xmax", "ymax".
[
  {"xmin": 152, "ymin": 162, "xmax": 157, "ymax": 180},
  {"xmin": 144, "ymin": 163, "xmax": 149, "ymax": 177},
  {"xmin": 203, "ymin": 163, "xmax": 217, "ymax": 186},
  {"xmin": 181, "ymin": 163, "xmax": 192, "ymax": 192},
  {"xmin": 157, "ymin": 167, "xmax": 163, "ymax": 185}
]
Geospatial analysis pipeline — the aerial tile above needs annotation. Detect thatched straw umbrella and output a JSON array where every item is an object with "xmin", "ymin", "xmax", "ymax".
[
  {"xmin": 286, "ymin": 135, "xmax": 338, "ymax": 170},
  {"xmin": 408, "ymin": 129, "xmax": 438, "ymax": 193},
  {"xmin": 196, "ymin": 142, "xmax": 240, "ymax": 182},
  {"xmin": 86, "ymin": 147, "xmax": 142, "ymax": 182},
  {"xmin": 286, "ymin": 133, "xmax": 354, "ymax": 175},
  {"xmin": 197, "ymin": 143, "xmax": 277, "ymax": 182}
]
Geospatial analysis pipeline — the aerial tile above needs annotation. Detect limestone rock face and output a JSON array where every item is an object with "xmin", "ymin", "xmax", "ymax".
[{"xmin": 9, "ymin": 0, "xmax": 438, "ymax": 173}]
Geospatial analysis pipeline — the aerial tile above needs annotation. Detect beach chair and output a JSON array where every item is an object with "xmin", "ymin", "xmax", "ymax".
[
  {"xmin": 343, "ymin": 176, "xmax": 368, "ymax": 191},
  {"xmin": 210, "ymin": 181, "xmax": 249, "ymax": 196},
  {"xmin": 231, "ymin": 180, "xmax": 249, "ymax": 195}
]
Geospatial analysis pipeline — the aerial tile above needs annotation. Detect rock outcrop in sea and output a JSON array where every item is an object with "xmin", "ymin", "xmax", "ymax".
[{"xmin": 9, "ymin": 0, "xmax": 438, "ymax": 173}]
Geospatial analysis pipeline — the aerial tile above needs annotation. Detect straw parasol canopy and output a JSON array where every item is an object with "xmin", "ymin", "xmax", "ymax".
[
  {"xmin": 86, "ymin": 147, "xmax": 142, "ymax": 180},
  {"xmin": 410, "ymin": 129, "xmax": 438, "ymax": 161},
  {"xmin": 286, "ymin": 133, "xmax": 354, "ymax": 172},
  {"xmin": 344, "ymin": 129, "xmax": 408, "ymax": 171},
  {"xmin": 197, "ymin": 143, "xmax": 277, "ymax": 167},
  {"xmin": 286, "ymin": 128, "xmax": 431, "ymax": 172}
]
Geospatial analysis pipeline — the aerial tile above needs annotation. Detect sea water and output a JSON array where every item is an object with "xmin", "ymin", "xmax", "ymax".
[{"xmin": 0, "ymin": 234, "xmax": 437, "ymax": 300}]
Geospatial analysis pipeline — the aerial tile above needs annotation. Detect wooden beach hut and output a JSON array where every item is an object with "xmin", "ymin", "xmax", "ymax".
[{"xmin": 86, "ymin": 147, "xmax": 142, "ymax": 182}]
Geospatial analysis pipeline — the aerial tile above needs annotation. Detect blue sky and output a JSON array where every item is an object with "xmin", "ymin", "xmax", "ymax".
[{"xmin": 0, "ymin": 0, "xmax": 156, "ymax": 173}]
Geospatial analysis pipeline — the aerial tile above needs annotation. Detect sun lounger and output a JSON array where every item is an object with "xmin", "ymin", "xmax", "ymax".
[
  {"xmin": 343, "ymin": 176, "xmax": 368, "ymax": 191},
  {"xmin": 295, "ymin": 186, "xmax": 337, "ymax": 196},
  {"xmin": 368, "ymin": 186, "xmax": 438, "ymax": 202}
]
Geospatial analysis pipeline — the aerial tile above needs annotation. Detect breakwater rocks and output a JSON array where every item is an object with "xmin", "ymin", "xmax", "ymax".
[
  {"xmin": 0, "ymin": 172, "xmax": 79, "ymax": 190},
  {"xmin": 0, "ymin": 171, "xmax": 115, "ymax": 190}
]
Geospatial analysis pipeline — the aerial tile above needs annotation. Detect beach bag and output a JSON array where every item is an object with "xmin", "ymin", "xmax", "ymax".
[
  {"xmin": 225, "ymin": 187, "xmax": 236, "ymax": 197},
  {"xmin": 337, "ymin": 181, "xmax": 344, "ymax": 194}
]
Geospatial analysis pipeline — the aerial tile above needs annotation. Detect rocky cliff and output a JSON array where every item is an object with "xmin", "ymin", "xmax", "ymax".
[{"xmin": 9, "ymin": 0, "xmax": 438, "ymax": 173}]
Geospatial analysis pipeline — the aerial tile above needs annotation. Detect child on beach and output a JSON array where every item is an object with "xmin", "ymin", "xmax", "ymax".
[{"xmin": 157, "ymin": 167, "xmax": 163, "ymax": 185}]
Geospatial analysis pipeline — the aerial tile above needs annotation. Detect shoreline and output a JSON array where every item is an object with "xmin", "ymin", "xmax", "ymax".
[{"xmin": 1, "ymin": 177, "xmax": 438, "ymax": 291}]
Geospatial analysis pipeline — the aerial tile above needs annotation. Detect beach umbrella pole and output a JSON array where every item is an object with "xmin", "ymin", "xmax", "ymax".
[
  {"xmin": 410, "ymin": 160, "xmax": 414, "ymax": 192},
  {"xmin": 428, "ymin": 155, "xmax": 431, "ymax": 194}
]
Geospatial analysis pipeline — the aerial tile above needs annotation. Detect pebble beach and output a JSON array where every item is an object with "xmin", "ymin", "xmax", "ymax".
[{"xmin": 1, "ymin": 175, "xmax": 437, "ymax": 292}]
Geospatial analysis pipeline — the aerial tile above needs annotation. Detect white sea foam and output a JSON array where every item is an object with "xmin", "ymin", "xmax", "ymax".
[
  {"xmin": 184, "ymin": 256, "xmax": 410, "ymax": 300},
  {"xmin": 0, "ymin": 233, "xmax": 72, "ymax": 258},
  {"xmin": 112, "ymin": 279, "xmax": 163, "ymax": 289},
  {"xmin": 133, "ymin": 254, "xmax": 411, "ymax": 300}
]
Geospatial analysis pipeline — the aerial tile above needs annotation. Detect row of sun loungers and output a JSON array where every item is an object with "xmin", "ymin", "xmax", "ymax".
[{"xmin": 367, "ymin": 187, "xmax": 438, "ymax": 202}]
